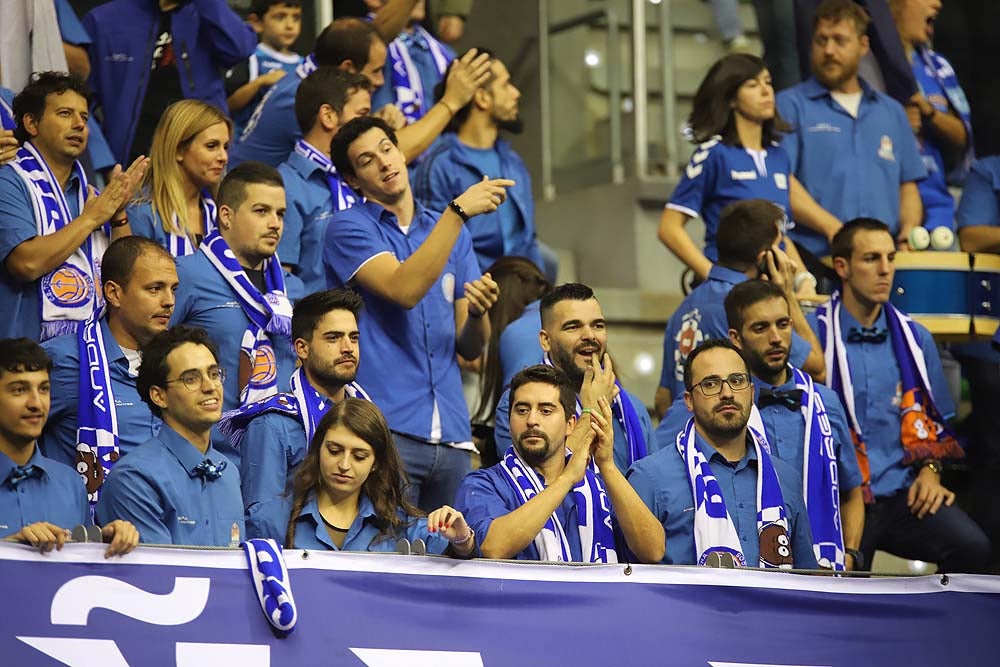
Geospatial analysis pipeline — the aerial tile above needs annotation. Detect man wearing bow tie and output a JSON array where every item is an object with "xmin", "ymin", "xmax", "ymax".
[
  {"xmin": 96, "ymin": 326, "xmax": 245, "ymax": 547},
  {"xmin": 807, "ymin": 218, "xmax": 990, "ymax": 573}
]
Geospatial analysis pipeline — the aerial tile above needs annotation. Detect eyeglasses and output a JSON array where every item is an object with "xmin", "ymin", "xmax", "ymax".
[
  {"xmin": 164, "ymin": 367, "xmax": 226, "ymax": 391},
  {"xmin": 688, "ymin": 372, "xmax": 751, "ymax": 396}
]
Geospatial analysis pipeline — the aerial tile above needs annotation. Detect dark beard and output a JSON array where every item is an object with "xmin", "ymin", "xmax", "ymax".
[
  {"xmin": 498, "ymin": 117, "xmax": 524, "ymax": 135},
  {"xmin": 515, "ymin": 432, "xmax": 552, "ymax": 467},
  {"xmin": 309, "ymin": 361, "xmax": 357, "ymax": 392}
]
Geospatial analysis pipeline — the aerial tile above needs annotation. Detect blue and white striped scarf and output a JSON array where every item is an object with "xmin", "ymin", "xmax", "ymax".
[
  {"xmin": 386, "ymin": 25, "xmax": 452, "ymax": 124},
  {"xmin": 167, "ymin": 194, "xmax": 217, "ymax": 257},
  {"xmin": 293, "ymin": 139, "xmax": 356, "ymax": 212},
  {"xmin": 677, "ymin": 418, "xmax": 793, "ymax": 569},
  {"xmin": 9, "ymin": 142, "xmax": 106, "ymax": 340},
  {"xmin": 200, "ymin": 231, "xmax": 292, "ymax": 405},
  {"xmin": 499, "ymin": 445, "xmax": 617, "ymax": 563},
  {"xmin": 75, "ymin": 307, "xmax": 118, "ymax": 512},
  {"xmin": 748, "ymin": 367, "xmax": 844, "ymax": 570},
  {"xmin": 241, "ymin": 538, "xmax": 297, "ymax": 637},
  {"xmin": 0, "ymin": 94, "xmax": 13, "ymax": 130}
]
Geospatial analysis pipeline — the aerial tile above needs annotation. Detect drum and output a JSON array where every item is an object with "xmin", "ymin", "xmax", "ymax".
[
  {"xmin": 972, "ymin": 253, "xmax": 1000, "ymax": 337},
  {"xmin": 891, "ymin": 251, "xmax": 973, "ymax": 336}
]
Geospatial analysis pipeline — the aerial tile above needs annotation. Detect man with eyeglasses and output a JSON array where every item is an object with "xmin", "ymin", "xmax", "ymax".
[
  {"xmin": 628, "ymin": 339, "xmax": 817, "ymax": 568},
  {"xmin": 96, "ymin": 326, "xmax": 245, "ymax": 547}
]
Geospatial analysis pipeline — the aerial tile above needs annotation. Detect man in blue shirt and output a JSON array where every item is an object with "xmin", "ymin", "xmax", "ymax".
[
  {"xmin": 0, "ymin": 338, "xmax": 137, "ymax": 556},
  {"xmin": 278, "ymin": 68, "xmax": 372, "ymax": 294},
  {"xmin": 172, "ymin": 162, "xmax": 300, "ymax": 467},
  {"xmin": 413, "ymin": 53, "xmax": 550, "ymax": 279},
  {"xmin": 222, "ymin": 289, "xmax": 370, "ymax": 541},
  {"xmin": 777, "ymin": 0, "xmax": 925, "ymax": 258},
  {"xmin": 456, "ymin": 364, "xmax": 664, "ymax": 562},
  {"xmin": 324, "ymin": 115, "xmax": 509, "ymax": 510},
  {"xmin": 655, "ymin": 199, "xmax": 825, "ymax": 419},
  {"xmin": 97, "ymin": 326, "xmax": 244, "ymax": 547},
  {"xmin": 0, "ymin": 72, "xmax": 147, "ymax": 341},
  {"xmin": 493, "ymin": 283, "xmax": 654, "ymax": 475},
  {"xmin": 808, "ymin": 219, "xmax": 990, "ymax": 572},
  {"xmin": 42, "ymin": 237, "xmax": 176, "ymax": 472},
  {"xmin": 628, "ymin": 339, "xmax": 818, "ymax": 568}
]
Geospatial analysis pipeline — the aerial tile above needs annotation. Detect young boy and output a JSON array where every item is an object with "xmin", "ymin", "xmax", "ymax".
[{"xmin": 226, "ymin": 0, "xmax": 305, "ymax": 138}]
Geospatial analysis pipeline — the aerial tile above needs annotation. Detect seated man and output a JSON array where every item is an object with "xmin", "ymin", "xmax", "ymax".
[
  {"xmin": 655, "ymin": 199, "xmax": 825, "ymax": 419},
  {"xmin": 809, "ymin": 218, "xmax": 991, "ymax": 572},
  {"xmin": 42, "ymin": 237, "xmax": 178, "ymax": 479},
  {"xmin": 629, "ymin": 339, "xmax": 818, "ymax": 568},
  {"xmin": 493, "ymin": 283, "xmax": 653, "ymax": 474},
  {"xmin": 0, "ymin": 338, "xmax": 137, "ymax": 556},
  {"xmin": 96, "ymin": 326, "xmax": 244, "ymax": 547},
  {"xmin": 219, "ymin": 289, "xmax": 371, "ymax": 540},
  {"xmin": 455, "ymin": 364, "xmax": 664, "ymax": 563}
]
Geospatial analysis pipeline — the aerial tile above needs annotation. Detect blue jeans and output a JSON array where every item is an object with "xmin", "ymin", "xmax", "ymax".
[{"xmin": 393, "ymin": 432, "xmax": 472, "ymax": 512}]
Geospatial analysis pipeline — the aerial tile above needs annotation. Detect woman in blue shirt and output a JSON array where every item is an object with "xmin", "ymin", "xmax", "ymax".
[
  {"xmin": 128, "ymin": 100, "xmax": 231, "ymax": 256},
  {"xmin": 285, "ymin": 399, "xmax": 477, "ymax": 556},
  {"xmin": 659, "ymin": 54, "xmax": 835, "ymax": 287}
]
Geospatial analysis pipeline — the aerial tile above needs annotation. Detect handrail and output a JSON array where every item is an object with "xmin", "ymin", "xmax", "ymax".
[{"xmin": 658, "ymin": 0, "xmax": 679, "ymax": 179}]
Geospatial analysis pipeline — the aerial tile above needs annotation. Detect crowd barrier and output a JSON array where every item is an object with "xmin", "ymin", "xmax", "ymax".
[{"xmin": 2, "ymin": 542, "xmax": 998, "ymax": 666}]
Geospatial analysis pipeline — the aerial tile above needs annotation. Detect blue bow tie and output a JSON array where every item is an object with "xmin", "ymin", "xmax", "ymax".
[
  {"xmin": 6, "ymin": 464, "xmax": 42, "ymax": 487},
  {"xmin": 192, "ymin": 459, "xmax": 227, "ymax": 481},
  {"xmin": 757, "ymin": 388, "xmax": 805, "ymax": 411},
  {"xmin": 847, "ymin": 326, "xmax": 888, "ymax": 343}
]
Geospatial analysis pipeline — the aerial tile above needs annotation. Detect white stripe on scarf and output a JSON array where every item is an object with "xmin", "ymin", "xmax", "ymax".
[
  {"xmin": 167, "ymin": 195, "xmax": 217, "ymax": 257},
  {"xmin": 75, "ymin": 308, "xmax": 119, "ymax": 512}
]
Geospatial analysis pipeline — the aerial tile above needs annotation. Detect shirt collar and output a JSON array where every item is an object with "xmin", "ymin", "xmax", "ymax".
[
  {"xmin": 301, "ymin": 491, "xmax": 378, "ymax": 547},
  {"xmin": 157, "ymin": 423, "xmax": 221, "ymax": 477},
  {"xmin": 707, "ymin": 264, "xmax": 749, "ymax": 286},
  {"xmin": 0, "ymin": 444, "xmax": 50, "ymax": 483},
  {"xmin": 99, "ymin": 314, "xmax": 128, "ymax": 363},
  {"xmin": 693, "ymin": 429, "xmax": 757, "ymax": 470},
  {"xmin": 752, "ymin": 367, "xmax": 796, "ymax": 398},
  {"xmin": 838, "ymin": 304, "xmax": 889, "ymax": 335},
  {"xmin": 361, "ymin": 197, "xmax": 430, "ymax": 230},
  {"xmin": 288, "ymin": 146, "xmax": 329, "ymax": 178},
  {"xmin": 803, "ymin": 75, "xmax": 879, "ymax": 102}
]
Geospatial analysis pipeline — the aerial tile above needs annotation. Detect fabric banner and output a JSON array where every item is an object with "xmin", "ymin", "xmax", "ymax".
[{"xmin": 1, "ymin": 542, "xmax": 998, "ymax": 666}]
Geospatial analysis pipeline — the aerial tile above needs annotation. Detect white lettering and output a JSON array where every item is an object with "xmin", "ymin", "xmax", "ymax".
[{"xmin": 51, "ymin": 576, "xmax": 210, "ymax": 626}]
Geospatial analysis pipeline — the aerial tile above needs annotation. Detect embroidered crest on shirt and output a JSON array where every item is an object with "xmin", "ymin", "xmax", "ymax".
[
  {"xmin": 878, "ymin": 135, "xmax": 895, "ymax": 162},
  {"xmin": 674, "ymin": 309, "xmax": 704, "ymax": 382},
  {"xmin": 441, "ymin": 272, "xmax": 456, "ymax": 304},
  {"xmin": 774, "ymin": 173, "xmax": 788, "ymax": 190}
]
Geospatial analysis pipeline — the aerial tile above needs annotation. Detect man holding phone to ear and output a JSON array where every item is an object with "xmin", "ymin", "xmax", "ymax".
[{"xmin": 654, "ymin": 199, "xmax": 825, "ymax": 420}]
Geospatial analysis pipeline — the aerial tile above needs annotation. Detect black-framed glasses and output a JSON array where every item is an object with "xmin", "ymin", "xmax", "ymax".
[
  {"xmin": 688, "ymin": 372, "xmax": 751, "ymax": 396},
  {"xmin": 164, "ymin": 367, "xmax": 226, "ymax": 391}
]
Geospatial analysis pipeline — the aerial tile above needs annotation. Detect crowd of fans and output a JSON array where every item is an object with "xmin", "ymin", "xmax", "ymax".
[{"xmin": 0, "ymin": 0, "xmax": 998, "ymax": 577}]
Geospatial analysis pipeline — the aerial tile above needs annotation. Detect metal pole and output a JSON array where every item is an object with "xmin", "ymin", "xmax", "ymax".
[
  {"xmin": 539, "ymin": 0, "xmax": 556, "ymax": 201},
  {"xmin": 315, "ymin": 0, "xmax": 333, "ymax": 32},
  {"xmin": 632, "ymin": 0, "xmax": 648, "ymax": 181},
  {"xmin": 607, "ymin": 6, "xmax": 624, "ymax": 184},
  {"xmin": 659, "ymin": 0, "xmax": 678, "ymax": 178}
]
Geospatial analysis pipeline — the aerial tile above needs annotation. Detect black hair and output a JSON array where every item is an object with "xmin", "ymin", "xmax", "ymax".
[
  {"xmin": 12, "ymin": 71, "xmax": 91, "ymax": 144},
  {"xmin": 830, "ymin": 217, "xmax": 891, "ymax": 260},
  {"xmin": 724, "ymin": 280, "xmax": 788, "ymax": 333},
  {"xmin": 716, "ymin": 199, "xmax": 784, "ymax": 271},
  {"xmin": 508, "ymin": 364, "xmax": 577, "ymax": 421},
  {"xmin": 314, "ymin": 17, "xmax": 378, "ymax": 69},
  {"xmin": 101, "ymin": 236, "xmax": 174, "ymax": 289},
  {"xmin": 292, "ymin": 289, "xmax": 364, "ymax": 342},
  {"xmin": 329, "ymin": 115, "xmax": 398, "ymax": 181},
  {"xmin": 137, "ymin": 326, "xmax": 220, "ymax": 418},
  {"xmin": 0, "ymin": 338, "xmax": 52, "ymax": 378},
  {"xmin": 294, "ymin": 67, "xmax": 371, "ymax": 133},
  {"xmin": 434, "ymin": 47, "xmax": 497, "ymax": 134},
  {"xmin": 683, "ymin": 338, "xmax": 750, "ymax": 391},
  {"xmin": 217, "ymin": 161, "xmax": 284, "ymax": 211},
  {"xmin": 250, "ymin": 0, "xmax": 303, "ymax": 16},
  {"xmin": 539, "ymin": 283, "xmax": 596, "ymax": 329}
]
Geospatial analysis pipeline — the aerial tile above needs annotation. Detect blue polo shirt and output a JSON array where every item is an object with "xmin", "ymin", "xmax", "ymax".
[
  {"xmin": 240, "ymin": 410, "xmax": 307, "ymax": 541},
  {"xmin": 289, "ymin": 491, "xmax": 451, "ymax": 553},
  {"xmin": 40, "ymin": 316, "xmax": 161, "ymax": 468},
  {"xmin": 493, "ymin": 382, "xmax": 654, "ymax": 476},
  {"xmin": 658, "ymin": 265, "xmax": 810, "ymax": 398},
  {"xmin": 372, "ymin": 29, "xmax": 454, "ymax": 121},
  {"xmin": 455, "ymin": 463, "xmax": 610, "ymax": 561},
  {"xmin": 0, "ymin": 165, "xmax": 85, "ymax": 341},
  {"xmin": 668, "ymin": 138, "xmax": 792, "ymax": 262},
  {"xmin": 777, "ymin": 77, "xmax": 926, "ymax": 257},
  {"xmin": 323, "ymin": 199, "xmax": 480, "ymax": 444},
  {"xmin": 229, "ymin": 72, "xmax": 303, "ymax": 168},
  {"xmin": 653, "ymin": 372, "xmax": 863, "ymax": 494},
  {"xmin": 277, "ymin": 146, "xmax": 355, "ymax": 294},
  {"xmin": 0, "ymin": 446, "xmax": 88, "ymax": 538},
  {"xmin": 95, "ymin": 424, "xmax": 244, "ymax": 546},
  {"xmin": 413, "ymin": 134, "xmax": 542, "ymax": 272},
  {"xmin": 627, "ymin": 428, "xmax": 818, "ymax": 567},
  {"xmin": 227, "ymin": 44, "xmax": 303, "ymax": 139},
  {"xmin": 499, "ymin": 300, "xmax": 542, "ymax": 387},
  {"xmin": 808, "ymin": 307, "xmax": 954, "ymax": 498}
]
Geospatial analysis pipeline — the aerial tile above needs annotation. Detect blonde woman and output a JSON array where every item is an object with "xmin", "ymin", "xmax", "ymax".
[{"xmin": 128, "ymin": 100, "xmax": 231, "ymax": 256}]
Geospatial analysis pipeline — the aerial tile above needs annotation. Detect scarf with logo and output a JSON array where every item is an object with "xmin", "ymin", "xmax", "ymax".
[
  {"xmin": 386, "ymin": 25, "xmax": 452, "ymax": 123},
  {"xmin": 293, "ymin": 139, "xmax": 356, "ymax": 212}
]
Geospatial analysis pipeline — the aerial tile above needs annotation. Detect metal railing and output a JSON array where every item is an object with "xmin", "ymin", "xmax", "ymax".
[{"xmin": 633, "ymin": 0, "xmax": 678, "ymax": 181}]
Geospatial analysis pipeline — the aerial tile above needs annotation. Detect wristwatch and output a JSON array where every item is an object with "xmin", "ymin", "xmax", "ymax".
[
  {"xmin": 448, "ymin": 200, "xmax": 470, "ymax": 223},
  {"xmin": 845, "ymin": 548, "xmax": 865, "ymax": 570},
  {"xmin": 920, "ymin": 459, "xmax": 943, "ymax": 475}
]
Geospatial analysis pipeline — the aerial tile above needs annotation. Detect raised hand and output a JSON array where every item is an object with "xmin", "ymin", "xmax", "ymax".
[
  {"xmin": 454, "ymin": 175, "xmax": 515, "ymax": 218},
  {"xmin": 0, "ymin": 129, "xmax": 19, "ymax": 166},
  {"xmin": 440, "ymin": 48, "xmax": 492, "ymax": 111},
  {"xmin": 373, "ymin": 103, "xmax": 407, "ymax": 130},
  {"xmin": 465, "ymin": 271, "xmax": 499, "ymax": 318},
  {"xmin": 579, "ymin": 352, "xmax": 618, "ymax": 409}
]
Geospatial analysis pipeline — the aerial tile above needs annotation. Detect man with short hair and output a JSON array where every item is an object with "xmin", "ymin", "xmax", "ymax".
[
  {"xmin": 0, "ymin": 72, "xmax": 146, "ymax": 341},
  {"xmin": 494, "ymin": 283, "xmax": 653, "ymax": 475},
  {"xmin": 324, "ymin": 115, "xmax": 508, "ymax": 510},
  {"xmin": 96, "ymin": 326, "xmax": 244, "ymax": 547},
  {"xmin": 808, "ymin": 218, "xmax": 991, "ymax": 572},
  {"xmin": 455, "ymin": 364, "xmax": 665, "ymax": 563},
  {"xmin": 0, "ymin": 338, "xmax": 138, "ymax": 556},
  {"xmin": 778, "ymin": 0, "xmax": 925, "ymax": 258},
  {"xmin": 629, "ymin": 339, "xmax": 818, "ymax": 568},
  {"xmin": 655, "ymin": 199, "xmax": 825, "ymax": 419},
  {"xmin": 41, "ymin": 237, "xmax": 178, "ymax": 498},
  {"xmin": 219, "ymin": 289, "xmax": 371, "ymax": 540},
  {"xmin": 172, "ymin": 162, "xmax": 299, "ymax": 466},
  {"xmin": 278, "ymin": 68, "xmax": 372, "ymax": 294}
]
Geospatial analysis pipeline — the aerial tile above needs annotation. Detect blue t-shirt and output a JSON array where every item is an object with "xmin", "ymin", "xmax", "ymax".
[
  {"xmin": 227, "ymin": 43, "xmax": 303, "ymax": 139},
  {"xmin": 627, "ymin": 429, "xmax": 818, "ymax": 567},
  {"xmin": 95, "ymin": 424, "xmax": 244, "ymax": 547},
  {"xmin": 0, "ymin": 446, "xmax": 88, "ymax": 538},
  {"xmin": 668, "ymin": 138, "xmax": 792, "ymax": 262},
  {"xmin": 229, "ymin": 71, "xmax": 303, "ymax": 168},
  {"xmin": 808, "ymin": 307, "xmax": 954, "ymax": 497},
  {"xmin": 498, "ymin": 300, "xmax": 542, "ymax": 387},
  {"xmin": 777, "ymin": 77, "xmax": 926, "ymax": 256},
  {"xmin": 41, "ymin": 316, "xmax": 161, "ymax": 468},
  {"xmin": 322, "ymin": 199, "xmax": 480, "ymax": 444},
  {"xmin": 240, "ymin": 410, "xmax": 307, "ymax": 541}
]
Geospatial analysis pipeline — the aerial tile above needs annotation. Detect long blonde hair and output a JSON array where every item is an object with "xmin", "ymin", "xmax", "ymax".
[{"xmin": 142, "ymin": 100, "xmax": 231, "ymax": 240}]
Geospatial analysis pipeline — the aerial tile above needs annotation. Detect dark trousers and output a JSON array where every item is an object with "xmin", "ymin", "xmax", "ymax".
[
  {"xmin": 392, "ymin": 432, "xmax": 472, "ymax": 512},
  {"xmin": 860, "ymin": 490, "xmax": 991, "ymax": 574}
]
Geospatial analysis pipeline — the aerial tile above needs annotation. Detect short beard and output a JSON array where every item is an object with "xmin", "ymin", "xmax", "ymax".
[
  {"xmin": 497, "ymin": 117, "xmax": 524, "ymax": 135},
  {"xmin": 309, "ymin": 361, "xmax": 357, "ymax": 393},
  {"xmin": 515, "ymin": 432, "xmax": 553, "ymax": 468}
]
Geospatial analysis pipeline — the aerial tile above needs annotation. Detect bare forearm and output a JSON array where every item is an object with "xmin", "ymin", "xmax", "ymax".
[
  {"xmin": 227, "ymin": 79, "xmax": 267, "ymax": 113},
  {"xmin": 397, "ymin": 103, "xmax": 453, "ymax": 163},
  {"xmin": 372, "ymin": 0, "xmax": 421, "ymax": 44},
  {"xmin": 383, "ymin": 211, "xmax": 465, "ymax": 307},
  {"xmin": 840, "ymin": 485, "xmax": 865, "ymax": 550},
  {"xmin": 479, "ymin": 477, "xmax": 575, "ymax": 560},
  {"xmin": 790, "ymin": 176, "xmax": 841, "ymax": 241},
  {"xmin": 658, "ymin": 208, "xmax": 712, "ymax": 281},
  {"xmin": 899, "ymin": 182, "xmax": 924, "ymax": 237},
  {"xmin": 455, "ymin": 310, "xmax": 489, "ymax": 360},
  {"xmin": 5, "ymin": 214, "xmax": 102, "ymax": 281},
  {"xmin": 63, "ymin": 43, "xmax": 91, "ymax": 80},
  {"xmin": 600, "ymin": 466, "xmax": 665, "ymax": 563},
  {"xmin": 926, "ymin": 110, "xmax": 968, "ymax": 151},
  {"xmin": 958, "ymin": 226, "xmax": 1000, "ymax": 254}
]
